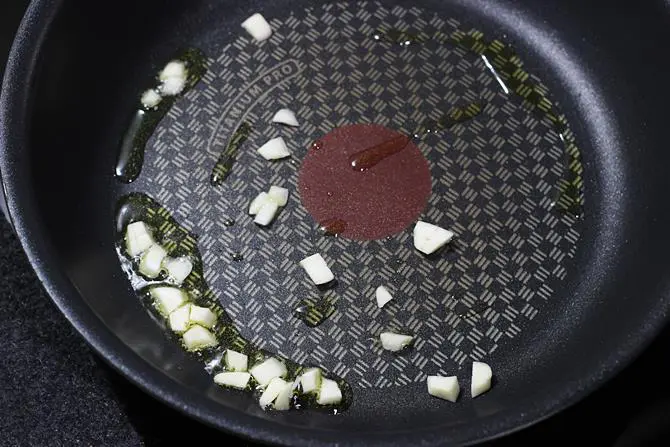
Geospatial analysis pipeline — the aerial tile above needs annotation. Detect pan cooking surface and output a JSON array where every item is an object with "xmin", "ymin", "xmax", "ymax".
[{"xmin": 120, "ymin": 0, "xmax": 584, "ymax": 391}]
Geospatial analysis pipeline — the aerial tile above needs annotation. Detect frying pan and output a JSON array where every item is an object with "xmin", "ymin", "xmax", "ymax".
[{"xmin": 2, "ymin": 0, "xmax": 670, "ymax": 445}]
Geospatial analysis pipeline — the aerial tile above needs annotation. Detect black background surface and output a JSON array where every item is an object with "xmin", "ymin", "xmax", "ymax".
[{"xmin": 1, "ymin": 1, "xmax": 669, "ymax": 445}]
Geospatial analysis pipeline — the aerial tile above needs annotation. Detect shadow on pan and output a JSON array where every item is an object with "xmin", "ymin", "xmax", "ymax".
[{"xmin": 2, "ymin": 0, "xmax": 670, "ymax": 445}]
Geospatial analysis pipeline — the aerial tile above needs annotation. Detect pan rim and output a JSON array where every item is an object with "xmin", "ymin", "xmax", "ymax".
[{"xmin": 2, "ymin": 0, "xmax": 670, "ymax": 445}]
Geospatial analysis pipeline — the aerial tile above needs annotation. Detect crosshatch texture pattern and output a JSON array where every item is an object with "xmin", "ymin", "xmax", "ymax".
[{"xmin": 122, "ymin": 1, "xmax": 582, "ymax": 388}]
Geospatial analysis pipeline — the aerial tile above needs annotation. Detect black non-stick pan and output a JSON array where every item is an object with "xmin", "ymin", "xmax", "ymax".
[{"xmin": 2, "ymin": 0, "xmax": 670, "ymax": 445}]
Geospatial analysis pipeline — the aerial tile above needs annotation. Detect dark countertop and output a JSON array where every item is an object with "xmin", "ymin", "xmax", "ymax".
[{"xmin": 2, "ymin": 2, "xmax": 670, "ymax": 446}]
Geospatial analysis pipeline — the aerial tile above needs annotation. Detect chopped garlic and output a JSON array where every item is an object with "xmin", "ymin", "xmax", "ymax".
[
  {"xmin": 273, "ymin": 380, "xmax": 294, "ymax": 411},
  {"xmin": 214, "ymin": 372, "xmax": 251, "ymax": 390},
  {"xmin": 150, "ymin": 287, "xmax": 188, "ymax": 316},
  {"xmin": 125, "ymin": 221, "xmax": 155, "ymax": 257},
  {"xmin": 189, "ymin": 305, "xmax": 217, "ymax": 329},
  {"xmin": 241, "ymin": 13, "xmax": 273, "ymax": 42},
  {"xmin": 249, "ymin": 186, "xmax": 288, "ymax": 226},
  {"xmin": 257, "ymin": 137, "xmax": 291, "ymax": 160},
  {"xmin": 259, "ymin": 377, "xmax": 288, "ymax": 408},
  {"xmin": 375, "ymin": 286, "xmax": 394, "ymax": 308},
  {"xmin": 139, "ymin": 244, "xmax": 168, "ymax": 278},
  {"xmin": 248, "ymin": 192, "xmax": 270, "ymax": 215},
  {"xmin": 168, "ymin": 304, "xmax": 191, "ymax": 334},
  {"xmin": 141, "ymin": 89, "xmax": 162, "ymax": 109},
  {"xmin": 267, "ymin": 186, "xmax": 289, "ymax": 206},
  {"xmin": 471, "ymin": 361, "xmax": 493, "ymax": 398},
  {"xmin": 182, "ymin": 325, "xmax": 218, "ymax": 351},
  {"xmin": 254, "ymin": 201, "xmax": 279, "ymax": 226},
  {"xmin": 250, "ymin": 357, "xmax": 287, "ymax": 387},
  {"xmin": 271, "ymin": 108, "xmax": 299, "ymax": 127},
  {"xmin": 317, "ymin": 378, "xmax": 342, "ymax": 405},
  {"xmin": 159, "ymin": 61, "xmax": 186, "ymax": 81},
  {"xmin": 413, "ymin": 221, "xmax": 455, "ymax": 255},
  {"xmin": 160, "ymin": 76, "xmax": 186, "ymax": 96},
  {"xmin": 225, "ymin": 349, "xmax": 248, "ymax": 372},
  {"xmin": 300, "ymin": 368, "xmax": 322, "ymax": 394},
  {"xmin": 299, "ymin": 253, "xmax": 335, "ymax": 285},
  {"xmin": 427, "ymin": 375, "xmax": 460, "ymax": 402},
  {"xmin": 163, "ymin": 256, "xmax": 193, "ymax": 285},
  {"xmin": 380, "ymin": 332, "xmax": 413, "ymax": 352}
]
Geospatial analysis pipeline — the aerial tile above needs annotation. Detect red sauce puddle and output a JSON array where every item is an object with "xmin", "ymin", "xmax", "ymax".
[{"xmin": 298, "ymin": 124, "xmax": 432, "ymax": 240}]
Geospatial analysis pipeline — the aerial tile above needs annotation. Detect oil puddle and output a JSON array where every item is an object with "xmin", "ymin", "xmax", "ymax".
[{"xmin": 115, "ymin": 192, "xmax": 351, "ymax": 413}]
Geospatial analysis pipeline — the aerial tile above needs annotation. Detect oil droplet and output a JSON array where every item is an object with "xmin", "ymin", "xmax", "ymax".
[
  {"xmin": 311, "ymin": 140, "xmax": 324, "ymax": 151},
  {"xmin": 458, "ymin": 301, "xmax": 488, "ymax": 320},
  {"xmin": 294, "ymin": 298, "xmax": 336, "ymax": 327},
  {"xmin": 372, "ymin": 29, "xmax": 429, "ymax": 46},
  {"xmin": 320, "ymin": 218, "xmax": 347, "ymax": 236},
  {"xmin": 416, "ymin": 102, "xmax": 484, "ymax": 137},
  {"xmin": 115, "ymin": 199, "xmax": 144, "ymax": 233},
  {"xmin": 553, "ymin": 171, "xmax": 583, "ymax": 218},
  {"xmin": 115, "ymin": 110, "xmax": 148, "ymax": 182},
  {"xmin": 115, "ymin": 48, "xmax": 207, "ymax": 183},
  {"xmin": 210, "ymin": 122, "xmax": 253, "ymax": 186},
  {"xmin": 349, "ymin": 134, "xmax": 411, "ymax": 171},
  {"xmin": 223, "ymin": 218, "xmax": 235, "ymax": 227},
  {"xmin": 232, "ymin": 252, "xmax": 244, "ymax": 262}
]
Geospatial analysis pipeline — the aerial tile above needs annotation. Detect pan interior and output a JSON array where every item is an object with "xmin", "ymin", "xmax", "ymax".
[
  {"xmin": 23, "ymin": 0, "xmax": 656, "ymax": 440},
  {"xmin": 126, "ymin": 0, "xmax": 583, "ymax": 392}
]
